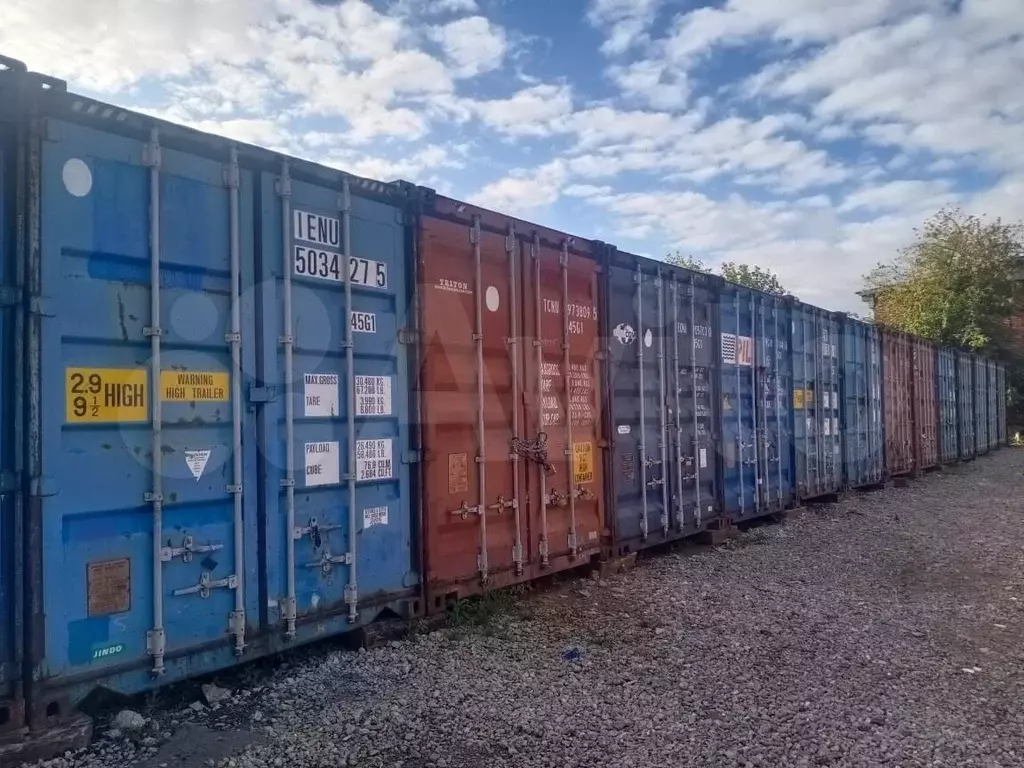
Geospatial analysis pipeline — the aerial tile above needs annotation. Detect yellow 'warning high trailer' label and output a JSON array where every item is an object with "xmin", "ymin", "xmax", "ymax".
[
  {"xmin": 160, "ymin": 371, "xmax": 230, "ymax": 402},
  {"xmin": 66, "ymin": 368, "xmax": 148, "ymax": 423}
]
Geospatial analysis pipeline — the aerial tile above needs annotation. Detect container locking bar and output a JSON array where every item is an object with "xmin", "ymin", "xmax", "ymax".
[
  {"xmin": 688, "ymin": 273, "xmax": 703, "ymax": 527},
  {"xmin": 470, "ymin": 216, "xmax": 489, "ymax": 580},
  {"xmin": 635, "ymin": 264, "xmax": 649, "ymax": 539},
  {"xmin": 341, "ymin": 178, "xmax": 359, "ymax": 621},
  {"xmin": 278, "ymin": 159, "xmax": 298, "ymax": 638},
  {"xmin": 655, "ymin": 271, "xmax": 669, "ymax": 535},
  {"xmin": 144, "ymin": 126, "xmax": 166, "ymax": 676},
  {"xmin": 559, "ymin": 240, "xmax": 579, "ymax": 557},
  {"xmin": 532, "ymin": 234, "xmax": 550, "ymax": 566},
  {"xmin": 505, "ymin": 222, "xmax": 524, "ymax": 573},
  {"xmin": 226, "ymin": 145, "xmax": 246, "ymax": 655}
]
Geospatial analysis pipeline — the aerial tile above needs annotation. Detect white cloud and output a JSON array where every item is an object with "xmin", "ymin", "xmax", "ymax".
[
  {"xmin": 430, "ymin": 16, "xmax": 508, "ymax": 77},
  {"xmin": 470, "ymin": 160, "xmax": 568, "ymax": 216},
  {"xmin": 587, "ymin": 0, "xmax": 664, "ymax": 56},
  {"xmin": 608, "ymin": 60, "xmax": 690, "ymax": 110},
  {"xmin": 472, "ymin": 84, "xmax": 575, "ymax": 136},
  {"xmin": 838, "ymin": 180, "xmax": 955, "ymax": 213}
]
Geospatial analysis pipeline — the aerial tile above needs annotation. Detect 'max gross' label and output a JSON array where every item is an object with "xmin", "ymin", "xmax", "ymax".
[
  {"xmin": 160, "ymin": 371, "xmax": 229, "ymax": 402},
  {"xmin": 66, "ymin": 368, "xmax": 148, "ymax": 423}
]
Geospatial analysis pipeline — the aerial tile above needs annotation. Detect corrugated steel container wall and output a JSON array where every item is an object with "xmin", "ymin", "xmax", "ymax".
[
  {"xmin": 719, "ymin": 285, "xmax": 794, "ymax": 522},
  {"xmin": 996, "ymin": 363, "xmax": 1007, "ymax": 445},
  {"xmin": 836, "ymin": 315, "xmax": 884, "ymax": 489},
  {"xmin": 256, "ymin": 163, "xmax": 418, "ymax": 652},
  {"xmin": 986, "ymin": 359, "xmax": 999, "ymax": 451},
  {"xmin": 973, "ymin": 355, "xmax": 989, "ymax": 454},
  {"xmin": 603, "ymin": 249, "xmax": 721, "ymax": 554},
  {"xmin": 955, "ymin": 350, "xmax": 976, "ymax": 459},
  {"xmin": 414, "ymin": 194, "xmax": 604, "ymax": 607},
  {"xmin": 23, "ymin": 81, "xmax": 417, "ymax": 714},
  {"xmin": 791, "ymin": 302, "xmax": 841, "ymax": 499},
  {"xmin": 937, "ymin": 348, "xmax": 959, "ymax": 464},
  {"xmin": 882, "ymin": 330, "xmax": 915, "ymax": 476},
  {"xmin": 912, "ymin": 338, "xmax": 939, "ymax": 470},
  {"xmin": 0, "ymin": 55, "xmax": 25, "ymax": 732}
]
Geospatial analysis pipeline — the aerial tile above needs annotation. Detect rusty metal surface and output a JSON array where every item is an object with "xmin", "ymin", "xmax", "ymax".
[
  {"xmin": 912, "ymin": 337, "xmax": 939, "ymax": 470},
  {"xmin": 882, "ymin": 331, "xmax": 915, "ymax": 476},
  {"xmin": 415, "ymin": 195, "xmax": 604, "ymax": 608}
]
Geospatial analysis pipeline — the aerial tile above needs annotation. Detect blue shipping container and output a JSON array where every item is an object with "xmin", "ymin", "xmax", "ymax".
[
  {"xmin": 719, "ymin": 285, "xmax": 794, "ymax": 521},
  {"xmin": 603, "ymin": 250, "xmax": 721, "ymax": 553},
  {"xmin": 790, "ymin": 302, "xmax": 841, "ymax": 499},
  {"xmin": 937, "ymin": 348, "xmax": 959, "ymax": 464},
  {"xmin": 956, "ymin": 351, "xmax": 976, "ymax": 460},
  {"xmin": 837, "ymin": 315, "xmax": 884, "ymax": 489},
  {"xmin": 18, "ymin": 81, "xmax": 416, "ymax": 716},
  {"xmin": 0, "ymin": 54, "xmax": 25, "ymax": 732}
]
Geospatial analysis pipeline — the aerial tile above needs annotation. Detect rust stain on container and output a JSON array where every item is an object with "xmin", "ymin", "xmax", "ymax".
[{"xmin": 415, "ymin": 194, "xmax": 605, "ymax": 608}]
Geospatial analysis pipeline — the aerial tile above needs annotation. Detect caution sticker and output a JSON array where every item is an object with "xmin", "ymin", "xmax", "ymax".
[
  {"xmin": 793, "ymin": 389, "xmax": 805, "ymax": 409},
  {"xmin": 572, "ymin": 442, "xmax": 594, "ymax": 485},
  {"xmin": 66, "ymin": 368, "xmax": 148, "ymax": 423},
  {"xmin": 160, "ymin": 371, "xmax": 229, "ymax": 402}
]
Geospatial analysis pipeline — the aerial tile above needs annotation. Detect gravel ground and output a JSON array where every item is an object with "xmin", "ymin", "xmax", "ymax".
[{"xmin": 38, "ymin": 450, "xmax": 1024, "ymax": 768}]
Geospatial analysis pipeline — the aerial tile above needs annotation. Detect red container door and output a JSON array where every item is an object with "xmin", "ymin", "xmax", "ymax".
[
  {"xmin": 416, "ymin": 196, "xmax": 605, "ymax": 608},
  {"xmin": 521, "ymin": 236, "xmax": 605, "ymax": 570},
  {"xmin": 418, "ymin": 214, "xmax": 524, "ymax": 606}
]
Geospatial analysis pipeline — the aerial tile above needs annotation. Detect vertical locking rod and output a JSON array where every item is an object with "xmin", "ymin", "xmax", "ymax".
[
  {"xmin": 636, "ymin": 263, "xmax": 649, "ymax": 539},
  {"xmin": 471, "ymin": 217, "xmax": 489, "ymax": 578},
  {"xmin": 279, "ymin": 159, "xmax": 297, "ymax": 638},
  {"xmin": 560, "ymin": 241, "xmax": 578, "ymax": 556},
  {"xmin": 342, "ymin": 178, "xmax": 358, "ymax": 620},
  {"xmin": 655, "ymin": 271, "xmax": 668, "ymax": 535},
  {"xmin": 506, "ymin": 224, "xmax": 524, "ymax": 573}
]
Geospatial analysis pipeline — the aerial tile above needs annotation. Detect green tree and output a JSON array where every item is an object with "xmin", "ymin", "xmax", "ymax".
[
  {"xmin": 665, "ymin": 252, "xmax": 713, "ymax": 273},
  {"xmin": 719, "ymin": 262, "xmax": 788, "ymax": 295},
  {"xmin": 863, "ymin": 207, "xmax": 1023, "ymax": 350},
  {"xmin": 665, "ymin": 252, "xmax": 790, "ymax": 295}
]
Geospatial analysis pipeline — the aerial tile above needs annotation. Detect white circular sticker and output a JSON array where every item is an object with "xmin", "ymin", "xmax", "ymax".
[
  {"xmin": 485, "ymin": 286, "xmax": 500, "ymax": 312},
  {"xmin": 62, "ymin": 158, "xmax": 92, "ymax": 197},
  {"xmin": 644, "ymin": 329, "xmax": 653, "ymax": 348}
]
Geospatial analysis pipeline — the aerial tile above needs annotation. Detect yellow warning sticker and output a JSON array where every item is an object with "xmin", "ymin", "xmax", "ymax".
[
  {"xmin": 793, "ymin": 389, "xmax": 805, "ymax": 409},
  {"xmin": 66, "ymin": 368, "xmax": 148, "ymax": 423},
  {"xmin": 572, "ymin": 442, "xmax": 594, "ymax": 485},
  {"xmin": 160, "ymin": 371, "xmax": 229, "ymax": 402}
]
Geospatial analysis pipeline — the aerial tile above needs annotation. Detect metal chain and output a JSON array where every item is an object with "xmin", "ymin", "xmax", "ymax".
[{"xmin": 510, "ymin": 433, "xmax": 556, "ymax": 475}]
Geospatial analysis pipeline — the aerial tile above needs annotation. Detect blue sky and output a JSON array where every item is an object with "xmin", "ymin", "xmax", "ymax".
[{"xmin": 2, "ymin": 0, "xmax": 1021, "ymax": 311}]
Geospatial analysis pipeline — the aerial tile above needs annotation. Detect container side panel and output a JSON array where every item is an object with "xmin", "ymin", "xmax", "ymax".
[
  {"xmin": 987, "ymin": 360, "xmax": 999, "ymax": 451},
  {"xmin": 883, "ymin": 332, "xmax": 914, "ymax": 475},
  {"xmin": 522, "ymin": 240, "xmax": 604, "ymax": 564},
  {"xmin": 997, "ymin": 364, "xmax": 1006, "ymax": 444},
  {"xmin": 937, "ymin": 348, "xmax": 959, "ymax": 464},
  {"xmin": 39, "ymin": 120, "xmax": 261, "ymax": 700},
  {"xmin": 260, "ymin": 175, "xmax": 416, "ymax": 633},
  {"xmin": 417, "ymin": 216, "xmax": 519, "ymax": 596},
  {"xmin": 956, "ymin": 352, "xmax": 975, "ymax": 459},
  {"xmin": 913, "ymin": 340, "xmax": 939, "ymax": 470},
  {"xmin": 669, "ymin": 272, "xmax": 720, "ymax": 531},
  {"xmin": 973, "ymin": 357, "xmax": 988, "ymax": 454},
  {"xmin": 0, "ymin": 93, "xmax": 19, "ymax": 724},
  {"xmin": 838, "ymin": 318, "xmax": 884, "ymax": 488},
  {"xmin": 605, "ymin": 261, "xmax": 665, "ymax": 547}
]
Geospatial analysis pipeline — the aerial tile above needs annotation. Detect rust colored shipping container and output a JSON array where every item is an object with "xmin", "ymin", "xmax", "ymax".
[
  {"xmin": 882, "ymin": 330, "xmax": 915, "ymax": 476},
  {"xmin": 411, "ymin": 190, "xmax": 605, "ymax": 609},
  {"xmin": 911, "ymin": 337, "xmax": 939, "ymax": 470}
]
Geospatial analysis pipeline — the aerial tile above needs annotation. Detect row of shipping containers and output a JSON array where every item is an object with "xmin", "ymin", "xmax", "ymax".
[{"xmin": 0, "ymin": 58, "xmax": 1009, "ymax": 738}]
